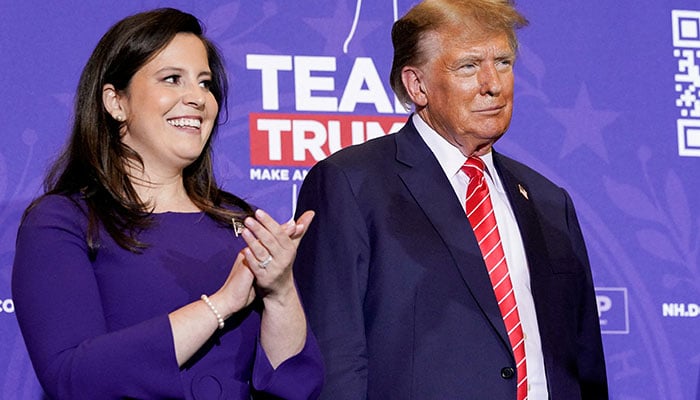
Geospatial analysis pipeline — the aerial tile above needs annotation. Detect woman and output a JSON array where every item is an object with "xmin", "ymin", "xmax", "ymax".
[{"xmin": 12, "ymin": 8, "xmax": 323, "ymax": 400}]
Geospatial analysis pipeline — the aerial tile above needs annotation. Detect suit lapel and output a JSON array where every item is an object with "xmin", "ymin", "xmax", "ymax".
[
  {"xmin": 492, "ymin": 152, "xmax": 553, "ymax": 277},
  {"xmin": 394, "ymin": 122, "xmax": 510, "ymax": 346},
  {"xmin": 493, "ymin": 152, "xmax": 562, "ymax": 377}
]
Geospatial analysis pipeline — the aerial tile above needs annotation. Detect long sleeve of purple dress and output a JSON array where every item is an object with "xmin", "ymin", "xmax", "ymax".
[{"xmin": 12, "ymin": 194, "xmax": 323, "ymax": 400}]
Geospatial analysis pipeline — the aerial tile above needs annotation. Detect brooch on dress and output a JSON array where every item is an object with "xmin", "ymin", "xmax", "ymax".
[{"xmin": 232, "ymin": 218, "xmax": 245, "ymax": 237}]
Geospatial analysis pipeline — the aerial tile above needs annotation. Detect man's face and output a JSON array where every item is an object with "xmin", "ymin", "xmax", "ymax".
[{"xmin": 413, "ymin": 25, "xmax": 515, "ymax": 156}]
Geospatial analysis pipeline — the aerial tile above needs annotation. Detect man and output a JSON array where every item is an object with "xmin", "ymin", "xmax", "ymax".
[{"xmin": 293, "ymin": 0, "xmax": 608, "ymax": 398}]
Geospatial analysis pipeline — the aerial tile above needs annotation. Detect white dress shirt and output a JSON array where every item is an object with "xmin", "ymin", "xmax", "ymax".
[{"xmin": 413, "ymin": 114, "xmax": 548, "ymax": 399}]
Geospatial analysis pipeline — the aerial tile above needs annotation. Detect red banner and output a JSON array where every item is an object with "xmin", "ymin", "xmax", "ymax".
[{"xmin": 249, "ymin": 112, "xmax": 406, "ymax": 166}]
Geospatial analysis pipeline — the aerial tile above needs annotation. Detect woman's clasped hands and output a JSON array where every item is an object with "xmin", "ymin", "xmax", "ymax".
[{"xmin": 212, "ymin": 209, "xmax": 315, "ymax": 322}]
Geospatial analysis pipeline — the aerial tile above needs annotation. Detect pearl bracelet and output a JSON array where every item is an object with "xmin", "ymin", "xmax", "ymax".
[{"xmin": 201, "ymin": 294, "xmax": 224, "ymax": 330}]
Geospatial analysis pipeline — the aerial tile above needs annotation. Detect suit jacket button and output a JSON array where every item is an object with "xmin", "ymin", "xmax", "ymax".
[{"xmin": 500, "ymin": 367, "xmax": 515, "ymax": 379}]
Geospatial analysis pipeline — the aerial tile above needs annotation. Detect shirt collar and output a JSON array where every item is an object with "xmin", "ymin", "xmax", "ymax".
[{"xmin": 412, "ymin": 113, "xmax": 501, "ymax": 189}]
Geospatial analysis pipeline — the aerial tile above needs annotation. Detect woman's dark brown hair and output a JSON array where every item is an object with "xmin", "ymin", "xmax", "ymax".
[{"xmin": 33, "ymin": 8, "xmax": 252, "ymax": 252}]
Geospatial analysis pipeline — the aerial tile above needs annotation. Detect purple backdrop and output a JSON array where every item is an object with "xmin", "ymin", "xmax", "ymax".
[{"xmin": 1, "ymin": 1, "xmax": 699, "ymax": 399}]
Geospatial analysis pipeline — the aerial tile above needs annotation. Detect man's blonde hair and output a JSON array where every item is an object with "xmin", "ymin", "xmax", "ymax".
[{"xmin": 389, "ymin": 0, "xmax": 528, "ymax": 108}]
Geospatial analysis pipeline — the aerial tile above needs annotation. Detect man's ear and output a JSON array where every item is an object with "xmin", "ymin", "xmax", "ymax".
[
  {"xmin": 401, "ymin": 66, "xmax": 428, "ymax": 107},
  {"xmin": 102, "ymin": 84, "xmax": 126, "ymax": 122}
]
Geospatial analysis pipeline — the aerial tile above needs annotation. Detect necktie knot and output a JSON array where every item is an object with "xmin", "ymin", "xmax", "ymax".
[{"xmin": 462, "ymin": 157, "xmax": 485, "ymax": 181}]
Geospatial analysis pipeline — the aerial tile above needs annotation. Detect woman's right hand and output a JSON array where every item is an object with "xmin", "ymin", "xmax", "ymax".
[
  {"xmin": 208, "ymin": 209, "xmax": 313, "ymax": 326},
  {"xmin": 169, "ymin": 211, "xmax": 309, "ymax": 367},
  {"xmin": 210, "ymin": 252, "xmax": 256, "ymax": 320}
]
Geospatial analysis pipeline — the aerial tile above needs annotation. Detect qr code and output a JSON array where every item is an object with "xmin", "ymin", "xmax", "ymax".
[{"xmin": 672, "ymin": 10, "xmax": 700, "ymax": 156}]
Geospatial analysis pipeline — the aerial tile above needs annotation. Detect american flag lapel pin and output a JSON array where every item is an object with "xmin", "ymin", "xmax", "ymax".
[
  {"xmin": 232, "ymin": 218, "xmax": 245, "ymax": 237},
  {"xmin": 518, "ymin": 184, "xmax": 529, "ymax": 200}
]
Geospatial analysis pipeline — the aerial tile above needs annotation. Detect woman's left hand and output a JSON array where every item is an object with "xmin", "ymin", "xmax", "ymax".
[{"xmin": 239, "ymin": 209, "xmax": 314, "ymax": 301}]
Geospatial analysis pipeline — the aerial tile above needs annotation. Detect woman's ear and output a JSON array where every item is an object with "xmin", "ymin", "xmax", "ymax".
[
  {"xmin": 401, "ymin": 66, "xmax": 428, "ymax": 108},
  {"xmin": 102, "ymin": 84, "xmax": 126, "ymax": 122}
]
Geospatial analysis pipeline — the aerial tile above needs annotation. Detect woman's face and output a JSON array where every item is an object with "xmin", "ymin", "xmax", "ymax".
[{"xmin": 115, "ymin": 33, "xmax": 218, "ymax": 176}]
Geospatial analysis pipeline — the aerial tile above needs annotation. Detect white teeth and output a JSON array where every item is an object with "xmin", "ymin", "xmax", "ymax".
[{"xmin": 168, "ymin": 118, "xmax": 201, "ymax": 128}]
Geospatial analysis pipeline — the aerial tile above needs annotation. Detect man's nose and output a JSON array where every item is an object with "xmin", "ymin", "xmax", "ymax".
[{"xmin": 478, "ymin": 64, "xmax": 502, "ymax": 96}]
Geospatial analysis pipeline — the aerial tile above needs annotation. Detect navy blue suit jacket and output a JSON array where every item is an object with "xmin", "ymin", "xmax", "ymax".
[{"xmin": 294, "ymin": 119, "xmax": 608, "ymax": 399}]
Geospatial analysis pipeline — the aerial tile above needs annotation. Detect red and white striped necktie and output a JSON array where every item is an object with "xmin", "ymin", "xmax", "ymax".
[{"xmin": 462, "ymin": 156, "xmax": 527, "ymax": 400}]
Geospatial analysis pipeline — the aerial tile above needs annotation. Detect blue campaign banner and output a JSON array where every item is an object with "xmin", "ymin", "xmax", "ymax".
[{"xmin": 1, "ymin": 1, "xmax": 698, "ymax": 398}]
